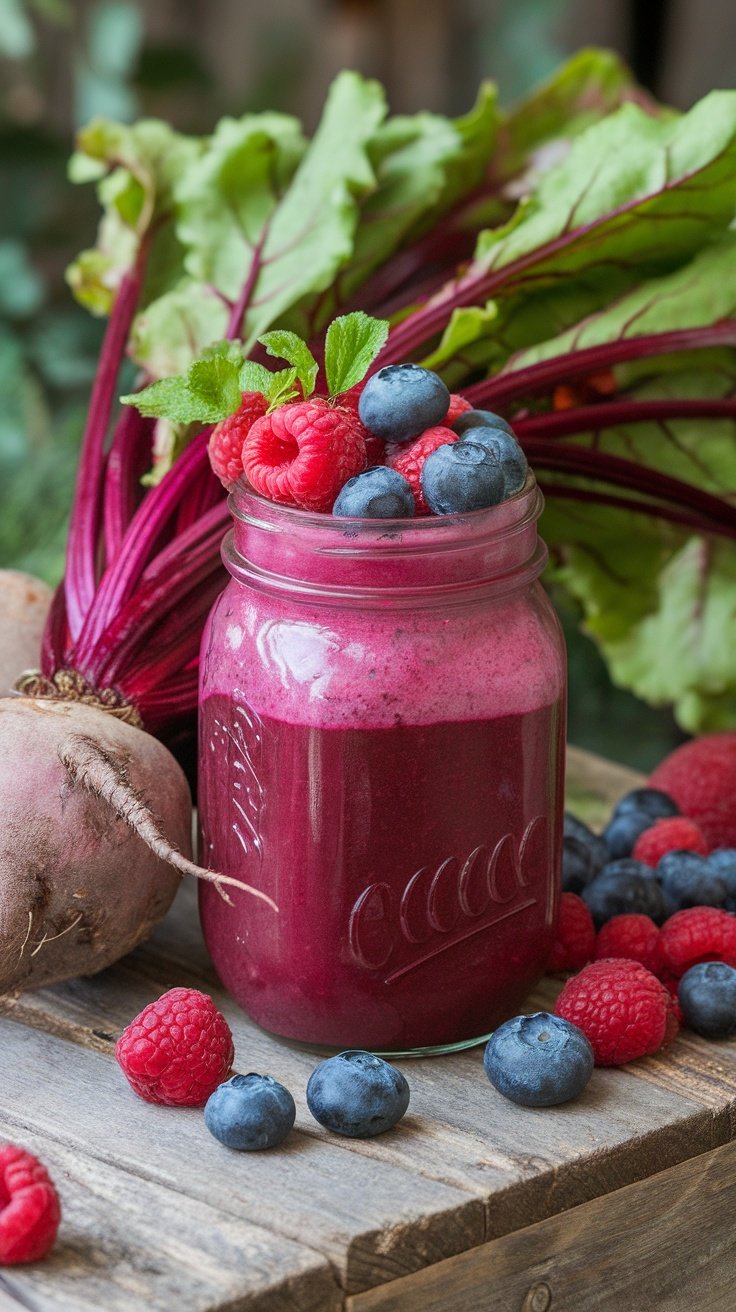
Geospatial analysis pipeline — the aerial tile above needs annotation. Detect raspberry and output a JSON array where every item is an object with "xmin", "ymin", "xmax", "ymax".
[
  {"xmin": 547, "ymin": 893, "xmax": 596, "ymax": 971},
  {"xmin": 594, "ymin": 914, "xmax": 662, "ymax": 974},
  {"xmin": 208, "ymin": 392, "xmax": 269, "ymax": 486},
  {"xmin": 445, "ymin": 393, "xmax": 472, "ymax": 424},
  {"xmin": 243, "ymin": 398, "xmax": 366, "ymax": 512},
  {"xmin": 632, "ymin": 816, "xmax": 709, "ymax": 866},
  {"xmin": 650, "ymin": 734, "xmax": 736, "ymax": 849},
  {"xmin": 365, "ymin": 433, "xmax": 387, "ymax": 467},
  {"xmin": 387, "ymin": 426, "xmax": 458, "ymax": 513},
  {"xmin": 658, "ymin": 907, "xmax": 736, "ymax": 978},
  {"xmin": 0, "ymin": 1145, "xmax": 60, "ymax": 1265},
  {"xmin": 116, "ymin": 987, "xmax": 234, "ymax": 1107},
  {"xmin": 554, "ymin": 958, "xmax": 676, "ymax": 1065}
]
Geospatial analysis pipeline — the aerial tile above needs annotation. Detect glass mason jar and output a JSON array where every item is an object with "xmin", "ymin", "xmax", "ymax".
[{"xmin": 198, "ymin": 476, "xmax": 566, "ymax": 1055}]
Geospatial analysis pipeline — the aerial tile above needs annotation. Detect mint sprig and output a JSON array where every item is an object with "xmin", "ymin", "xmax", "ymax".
[
  {"xmin": 259, "ymin": 331, "xmax": 319, "ymax": 398},
  {"xmin": 122, "ymin": 344, "xmax": 298, "ymax": 423},
  {"xmin": 122, "ymin": 310, "xmax": 389, "ymax": 423}
]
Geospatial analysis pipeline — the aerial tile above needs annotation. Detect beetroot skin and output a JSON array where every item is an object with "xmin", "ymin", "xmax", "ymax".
[
  {"xmin": 650, "ymin": 734, "xmax": 736, "ymax": 850},
  {"xmin": 0, "ymin": 698, "xmax": 186, "ymax": 993}
]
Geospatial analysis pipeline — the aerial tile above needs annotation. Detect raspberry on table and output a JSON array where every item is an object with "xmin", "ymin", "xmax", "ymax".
[
  {"xmin": 594, "ymin": 914, "xmax": 662, "ymax": 975},
  {"xmin": 658, "ymin": 907, "xmax": 736, "ymax": 979},
  {"xmin": 632, "ymin": 817, "xmax": 709, "ymax": 867},
  {"xmin": 554, "ymin": 958, "xmax": 677, "ymax": 1065},
  {"xmin": 547, "ymin": 892, "xmax": 596, "ymax": 972},
  {"xmin": 387, "ymin": 426, "xmax": 458, "ymax": 513},
  {"xmin": 0, "ymin": 1144, "xmax": 61, "ymax": 1265},
  {"xmin": 649, "ymin": 734, "xmax": 736, "ymax": 850},
  {"xmin": 208, "ymin": 392, "xmax": 269, "ymax": 486},
  {"xmin": 116, "ymin": 987, "xmax": 234, "ymax": 1107},
  {"xmin": 243, "ymin": 398, "xmax": 367, "ymax": 512}
]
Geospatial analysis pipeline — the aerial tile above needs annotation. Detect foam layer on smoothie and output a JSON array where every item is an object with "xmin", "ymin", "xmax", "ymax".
[{"xmin": 200, "ymin": 583, "xmax": 564, "ymax": 730}]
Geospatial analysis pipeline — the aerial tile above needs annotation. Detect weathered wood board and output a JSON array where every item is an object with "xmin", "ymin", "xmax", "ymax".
[{"xmin": 1, "ymin": 746, "xmax": 735, "ymax": 1311}]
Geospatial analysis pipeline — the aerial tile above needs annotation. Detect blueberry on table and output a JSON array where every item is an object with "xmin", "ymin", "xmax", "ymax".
[
  {"xmin": 613, "ymin": 787, "xmax": 679, "ymax": 822},
  {"xmin": 562, "ymin": 812, "xmax": 609, "ymax": 892},
  {"xmin": 483, "ymin": 1012, "xmax": 593, "ymax": 1107},
  {"xmin": 333, "ymin": 466, "xmax": 415, "ymax": 519},
  {"xmin": 563, "ymin": 812, "xmax": 609, "ymax": 872},
  {"xmin": 306, "ymin": 1050, "xmax": 410, "ymax": 1137},
  {"xmin": 451, "ymin": 408, "xmax": 515, "ymax": 438},
  {"xmin": 204, "ymin": 1073, "xmax": 296, "ymax": 1150},
  {"xmin": 678, "ymin": 962, "xmax": 736, "ymax": 1039},
  {"xmin": 657, "ymin": 851, "xmax": 728, "ymax": 911},
  {"xmin": 358, "ymin": 364, "xmax": 450, "ymax": 443},
  {"xmin": 561, "ymin": 834, "xmax": 599, "ymax": 894},
  {"xmin": 458, "ymin": 427, "xmax": 528, "ymax": 496},
  {"xmin": 582, "ymin": 861, "xmax": 669, "ymax": 927},
  {"xmin": 421, "ymin": 442, "xmax": 505, "ymax": 515}
]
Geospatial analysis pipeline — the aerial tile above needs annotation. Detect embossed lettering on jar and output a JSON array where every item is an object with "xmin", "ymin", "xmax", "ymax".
[{"xmin": 198, "ymin": 478, "xmax": 566, "ymax": 1053}]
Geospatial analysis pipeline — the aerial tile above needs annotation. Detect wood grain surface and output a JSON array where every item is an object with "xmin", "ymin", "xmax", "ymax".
[{"xmin": 1, "ymin": 746, "xmax": 735, "ymax": 1311}]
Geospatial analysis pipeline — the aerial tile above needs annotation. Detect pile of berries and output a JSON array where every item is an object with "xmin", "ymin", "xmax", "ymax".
[
  {"xmin": 210, "ymin": 362, "xmax": 528, "ymax": 519},
  {"xmin": 115, "ymin": 987, "xmax": 410, "ymax": 1150},
  {"xmin": 529, "ymin": 744, "xmax": 736, "ymax": 1100}
]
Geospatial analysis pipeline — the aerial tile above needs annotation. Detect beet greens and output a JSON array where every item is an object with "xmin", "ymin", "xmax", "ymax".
[{"xmin": 44, "ymin": 51, "xmax": 736, "ymax": 739}]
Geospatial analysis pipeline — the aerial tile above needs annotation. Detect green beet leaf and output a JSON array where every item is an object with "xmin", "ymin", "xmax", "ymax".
[
  {"xmin": 176, "ymin": 71, "xmax": 385, "ymax": 351},
  {"xmin": 66, "ymin": 118, "xmax": 202, "ymax": 317}
]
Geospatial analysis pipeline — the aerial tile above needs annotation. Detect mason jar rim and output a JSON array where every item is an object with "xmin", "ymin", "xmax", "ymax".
[{"xmin": 228, "ymin": 474, "xmax": 543, "ymax": 558}]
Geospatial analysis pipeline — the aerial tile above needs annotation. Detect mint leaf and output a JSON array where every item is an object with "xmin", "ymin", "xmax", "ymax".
[
  {"xmin": 188, "ymin": 355, "xmax": 242, "ymax": 418},
  {"xmin": 266, "ymin": 367, "xmax": 299, "ymax": 409},
  {"xmin": 324, "ymin": 312, "xmax": 389, "ymax": 395},
  {"xmin": 238, "ymin": 361, "xmax": 277, "ymax": 396},
  {"xmin": 122, "ymin": 342, "xmax": 247, "ymax": 424},
  {"xmin": 238, "ymin": 361, "xmax": 299, "ymax": 407},
  {"xmin": 121, "ymin": 376, "xmax": 211, "ymax": 424},
  {"xmin": 259, "ymin": 330, "xmax": 318, "ymax": 397}
]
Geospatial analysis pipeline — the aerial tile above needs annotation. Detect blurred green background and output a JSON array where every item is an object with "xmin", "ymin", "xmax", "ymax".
[{"xmin": 2, "ymin": 0, "xmax": 734, "ymax": 768}]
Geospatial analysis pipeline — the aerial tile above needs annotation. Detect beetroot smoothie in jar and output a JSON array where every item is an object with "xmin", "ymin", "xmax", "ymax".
[{"xmin": 198, "ymin": 476, "xmax": 566, "ymax": 1054}]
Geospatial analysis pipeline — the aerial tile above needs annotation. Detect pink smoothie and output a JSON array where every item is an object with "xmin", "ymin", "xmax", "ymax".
[{"xmin": 198, "ymin": 495, "xmax": 566, "ymax": 1052}]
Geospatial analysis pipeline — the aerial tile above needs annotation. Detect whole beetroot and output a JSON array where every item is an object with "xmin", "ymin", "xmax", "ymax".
[
  {"xmin": 0, "ymin": 571, "xmax": 52, "ymax": 697},
  {"xmin": 0, "ymin": 698, "xmax": 273, "ymax": 994}
]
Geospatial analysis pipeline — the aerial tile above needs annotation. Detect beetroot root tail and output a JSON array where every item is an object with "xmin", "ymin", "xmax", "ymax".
[{"xmin": 58, "ymin": 732, "xmax": 278, "ymax": 912}]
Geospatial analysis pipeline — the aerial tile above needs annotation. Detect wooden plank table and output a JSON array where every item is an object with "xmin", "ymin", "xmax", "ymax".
[{"xmin": 1, "ymin": 746, "xmax": 735, "ymax": 1311}]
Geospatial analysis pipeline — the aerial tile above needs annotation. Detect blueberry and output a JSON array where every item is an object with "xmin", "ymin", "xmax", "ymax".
[
  {"xmin": 358, "ymin": 364, "xmax": 450, "ymax": 443},
  {"xmin": 204, "ymin": 1073, "xmax": 296, "ymax": 1150},
  {"xmin": 458, "ymin": 427, "xmax": 528, "ymax": 496},
  {"xmin": 582, "ymin": 862, "xmax": 669, "ymax": 927},
  {"xmin": 678, "ymin": 962, "xmax": 736, "ymax": 1039},
  {"xmin": 483, "ymin": 1012, "xmax": 593, "ymax": 1107},
  {"xmin": 563, "ymin": 812, "xmax": 609, "ymax": 872},
  {"xmin": 421, "ymin": 442, "xmax": 505, "ymax": 515},
  {"xmin": 333, "ymin": 466, "xmax": 415, "ymax": 519},
  {"xmin": 602, "ymin": 807, "xmax": 653, "ymax": 859},
  {"xmin": 657, "ymin": 850, "xmax": 728, "ymax": 911},
  {"xmin": 707, "ymin": 850, "xmax": 736, "ymax": 911},
  {"xmin": 561, "ymin": 835, "xmax": 599, "ymax": 894},
  {"xmin": 452, "ymin": 409, "xmax": 514, "ymax": 438},
  {"xmin": 613, "ymin": 787, "xmax": 679, "ymax": 822},
  {"xmin": 306, "ymin": 1050, "xmax": 410, "ymax": 1137}
]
